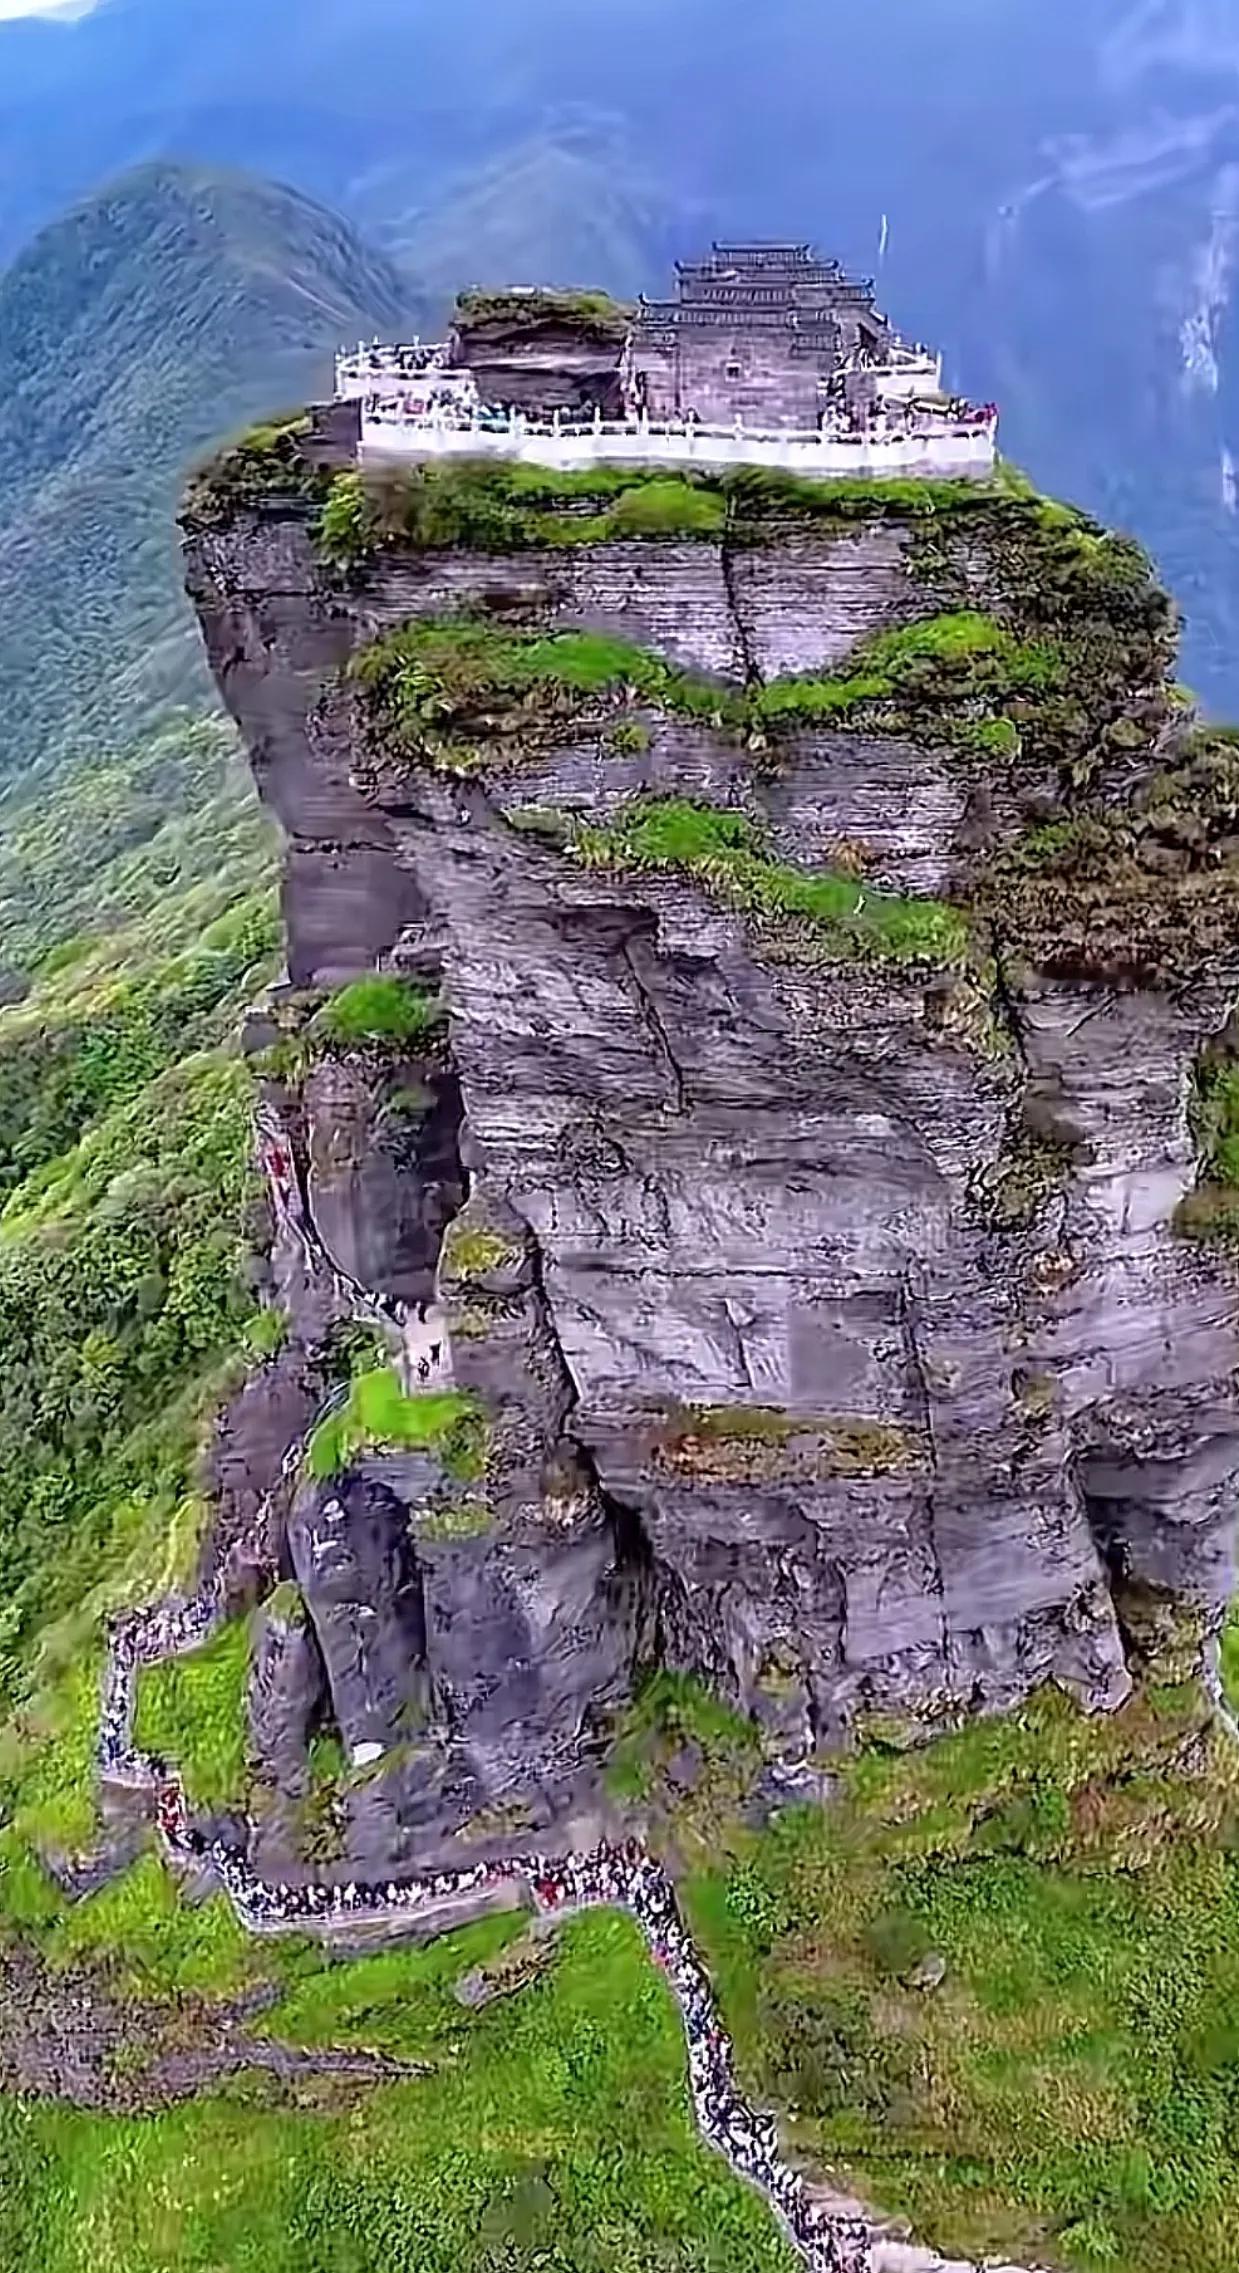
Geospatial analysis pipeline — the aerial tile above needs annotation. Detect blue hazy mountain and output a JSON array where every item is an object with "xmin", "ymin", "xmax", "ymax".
[{"xmin": 0, "ymin": 161, "xmax": 421, "ymax": 773}]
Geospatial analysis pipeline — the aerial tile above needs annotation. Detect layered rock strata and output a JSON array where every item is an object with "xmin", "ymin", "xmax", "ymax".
[{"xmin": 184, "ymin": 436, "xmax": 1239, "ymax": 1857}]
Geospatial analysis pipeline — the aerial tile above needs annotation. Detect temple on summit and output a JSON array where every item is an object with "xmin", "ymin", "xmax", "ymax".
[
  {"xmin": 333, "ymin": 240, "xmax": 998, "ymax": 482},
  {"xmin": 629, "ymin": 242, "xmax": 917, "ymax": 426}
]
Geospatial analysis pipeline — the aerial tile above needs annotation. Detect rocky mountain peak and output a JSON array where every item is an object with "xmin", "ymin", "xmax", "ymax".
[{"xmin": 181, "ymin": 395, "xmax": 1239, "ymax": 1867}]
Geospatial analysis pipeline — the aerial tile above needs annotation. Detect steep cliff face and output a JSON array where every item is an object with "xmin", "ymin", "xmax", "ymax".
[{"xmin": 184, "ymin": 430, "xmax": 1239, "ymax": 1859}]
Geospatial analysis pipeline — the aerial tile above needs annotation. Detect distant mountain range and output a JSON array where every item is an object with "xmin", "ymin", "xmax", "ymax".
[{"xmin": 0, "ymin": 162, "xmax": 421, "ymax": 775}]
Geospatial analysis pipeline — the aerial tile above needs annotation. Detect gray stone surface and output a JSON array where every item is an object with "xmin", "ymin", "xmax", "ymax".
[
  {"xmin": 249, "ymin": 1592, "xmax": 330, "ymax": 1796},
  {"xmin": 304, "ymin": 1053, "xmax": 464, "ymax": 1306},
  {"xmin": 185, "ymin": 493, "xmax": 1239, "ymax": 1859},
  {"xmin": 288, "ymin": 1472, "xmax": 435, "ymax": 1758}
]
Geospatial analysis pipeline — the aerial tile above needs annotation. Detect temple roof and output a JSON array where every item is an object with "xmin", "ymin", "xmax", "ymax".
[{"xmin": 634, "ymin": 239, "xmax": 882, "ymax": 342}]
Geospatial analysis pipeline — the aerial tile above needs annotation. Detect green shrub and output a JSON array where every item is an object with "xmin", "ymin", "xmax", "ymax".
[
  {"xmin": 312, "ymin": 975, "xmax": 443, "ymax": 1049},
  {"xmin": 307, "ymin": 1371, "xmax": 486, "ymax": 1483},
  {"xmin": 316, "ymin": 469, "xmax": 374, "ymax": 564},
  {"xmin": 606, "ymin": 478, "xmax": 727, "ymax": 538},
  {"xmin": 454, "ymin": 285, "xmax": 632, "ymax": 343},
  {"xmin": 242, "ymin": 1305, "xmax": 287, "ymax": 1359}
]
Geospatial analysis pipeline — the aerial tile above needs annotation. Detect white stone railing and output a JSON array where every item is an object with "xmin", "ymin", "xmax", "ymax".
[
  {"xmin": 336, "ymin": 344, "xmax": 459, "ymax": 399},
  {"xmin": 872, "ymin": 350, "xmax": 944, "ymax": 402},
  {"xmin": 357, "ymin": 406, "xmax": 998, "ymax": 484}
]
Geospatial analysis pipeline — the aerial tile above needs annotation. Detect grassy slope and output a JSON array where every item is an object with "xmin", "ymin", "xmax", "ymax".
[
  {"xmin": 0, "ymin": 709, "xmax": 278, "ymax": 1862},
  {"xmin": 616, "ymin": 1670, "xmax": 1239, "ymax": 2273},
  {"xmin": 0, "ymin": 1910, "xmax": 798, "ymax": 2273}
]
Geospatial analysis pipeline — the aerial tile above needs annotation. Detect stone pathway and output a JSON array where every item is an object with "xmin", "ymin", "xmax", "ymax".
[{"xmin": 98, "ymin": 1560, "xmax": 1040, "ymax": 2273}]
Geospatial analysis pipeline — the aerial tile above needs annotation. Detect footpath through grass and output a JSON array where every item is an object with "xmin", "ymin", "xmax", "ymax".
[
  {"xmin": 0, "ymin": 1908, "xmax": 799, "ymax": 2273},
  {"xmin": 668, "ymin": 1680, "xmax": 1239, "ymax": 2273}
]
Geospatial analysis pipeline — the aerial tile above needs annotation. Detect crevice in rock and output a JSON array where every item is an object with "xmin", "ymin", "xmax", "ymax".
[
  {"xmin": 617, "ymin": 926, "xmax": 689, "ymax": 1116},
  {"xmin": 898, "ymin": 1267, "xmax": 939, "ymax": 1475},
  {"xmin": 988, "ymin": 949, "xmax": 1032, "ymax": 1077},
  {"xmin": 720, "ymin": 530, "xmax": 761, "ymax": 688}
]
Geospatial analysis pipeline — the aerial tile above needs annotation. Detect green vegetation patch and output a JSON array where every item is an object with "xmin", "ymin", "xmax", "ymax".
[
  {"xmin": 132, "ymin": 1616, "xmax": 252, "ymax": 1812},
  {"xmin": 981, "ymin": 731, "xmax": 1239, "ymax": 988},
  {"xmin": 655, "ymin": 1404, "xmax": 931, "ymax": 1483},
  {"xmin": 1222, "ymin": 1605, "xmax": 1239, "ymax": 1714},
  {"xmin": 440, "ymin": 1220, "xmax": 524, "ymax": 1281},
  {"xmin": 680, "ymin": 1681, "xmax": 1239, "ymax": 2273},
  {"xmin": 453, "ymin": 284, "xmax": 633, "ymax": 344},
  {"xmin": 0, "ymin": 1043, "xmax": 262, "ymax": 1711},
  {"xmin": 416, "ymin": 1497, "xmax": 495, "ymax": 1543},
  {"xmin": 607, "ymin": 1671, "xmax": 763, "ymax": 1823},
  {"xmin": 46, "ymin": 1853, "xmax": 256, "ymax": 1999},
  {"xmin": 349, "ymin": 604, "xmax": 1070, "ymax": 832},
  {"xmin": 568, "ymin": 798, "xmax": 969, "ymax": 968},
  {"xmin": 0, "ymin": 1908, "xmax": 798, "ymax": 2273},
  {"xmin": 753, "ymin": 608, "xmax": 1058, "ymax": 729},
  {"xmin": 315, "ymin": 456, "xmax": 989, "ymax": 568},
  {"xmin": 184, "ymin": 412, "xmax": 329, "ymax": 528},
  {"xmin": 1175, "ymin": 1037, "xmax": 1239, "ymax": 1244},
  {"xmin": 307, "ymin": 1369, "xmax": 486, "ymax": 1484},
  {"xmin": 350, "ymin": 618, "xmax": 739, "ymax": 774},
  {"xmin": 318, "ymin": 460, "xmax": 730, "ymax": 564},
  {"xmin": 312, "ymin": 973, "xmax": 444, "ymax": 1050},
  {"xmin": 262, "ymin": 1579, "xmax": 307, "ymax": 1630}
]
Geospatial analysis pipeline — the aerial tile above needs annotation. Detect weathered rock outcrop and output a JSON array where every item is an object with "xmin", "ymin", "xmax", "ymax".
[
  {"xmin": 287, "ymin": 1472, "xmax": 436, "ymax": 1761},
  {"xmin": 184, "ymin": 424, "xmax": 1239, "ymax": 1857},
  {"xmin": 303, "ymin": 1052, "xmax": 464, "ymax": 1306}
]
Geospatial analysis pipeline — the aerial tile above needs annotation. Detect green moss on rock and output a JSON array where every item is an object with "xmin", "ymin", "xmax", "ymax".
[
  {"xmin": 655, "ymin": 1404, "xmax": 930, "ymax": 1483},
  {"xmin": 441, "ymin": 1222, "xmax": 523, "ymax": 1280},
  {"xmin": 307, "ymin": 1372, "xmax": 486, "ymax": 1483},
  {"xmin": 567, "ymin": 797, "xmax": 969, "ymax": 969},
  {"xmin": 1174, "ymin": 1038, "xmax": 1239, "ymax": 1245},
  {"xmin": 453, "ymin": 285, "xmax": 632, "ymax": 344},
  {"xmin": 351, "ymin": 620, "xmax": 738, "ymax": 775},
  {"xmin": 416, "ymin": 1497, "xmax": 495, "ymax": 1543},
  {"xmin": 263, "ymin": 1580, "xmax": 307, "ymax": 1629},
  {"xmin": 318, "ymin": 460, "xmax": 733, "ymax": 566},
  {"xmin": 185, "ymin": 413, "xmax": 326, "ymax": 528},
  {"xmin": 1011, "ymin": 1368, "xmax": 1058, "ymax": 1422},
  {"xmin": 980, "ymin": 733, "xmax": 1239, "ymax": 987},
  {"xmin": 314, "ymin": 456, "xmax": 993, "ymax": 570},
  {"xmin": 976, "ymin": 1120, "xmax": 1075, "ymax": 1230},
  {"xmin": 312, "ymin": 974, "xmax": 444, "ymax": 1049}
]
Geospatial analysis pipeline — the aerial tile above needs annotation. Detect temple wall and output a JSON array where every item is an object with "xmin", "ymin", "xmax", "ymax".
[{"xmin": 664, "ymin": 330, "xmax": 824, "ymax": 425}]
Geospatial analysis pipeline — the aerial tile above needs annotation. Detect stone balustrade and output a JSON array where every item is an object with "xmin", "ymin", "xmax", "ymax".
[
  {"xmin": 336, "ymin": 344, "xmax": 457, "ymax": 398},
  {"xmin": 356, "ymin": 404, "xmax": 998, "ymax": 483}
]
